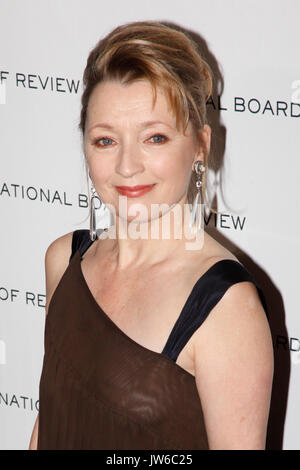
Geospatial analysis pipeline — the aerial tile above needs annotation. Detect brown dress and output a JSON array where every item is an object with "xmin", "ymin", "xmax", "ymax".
[{"xmin": 37, "ymin": 229, "xmax": 269, "ymax": 450}]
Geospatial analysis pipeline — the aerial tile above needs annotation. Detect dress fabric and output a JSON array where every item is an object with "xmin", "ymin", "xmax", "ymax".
[{"xmin": 37, "ymin": 229, "xmax": 269, "ymax": 450}]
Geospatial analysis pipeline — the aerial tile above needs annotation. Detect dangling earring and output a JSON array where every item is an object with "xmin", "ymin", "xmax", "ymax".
[
  {"xmin": 189, "ymin": 160, "xmax": 206, "ymax": 234},
  {"xmin": 90, "ymin": 185, "xmax": 98, "ymax": 241}
]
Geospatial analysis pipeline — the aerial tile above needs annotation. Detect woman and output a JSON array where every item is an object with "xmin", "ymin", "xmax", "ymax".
[{"xmin": 29, "ymin": 20, "xmax": 273, "ymax": 450}]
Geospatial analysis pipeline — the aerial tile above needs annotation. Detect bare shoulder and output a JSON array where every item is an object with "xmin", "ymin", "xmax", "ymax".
[
  {"xmin": 44, "ymin": 231, "xmax": 74, "ymax": 316},
  {"xmin": 200, "ymin": 230, "xmax": 241, "ymax": 264},
  {"xmin": 191, "ymin": 249, "xmax": 274, "ymax": 448},
  {"xmin": 193, "ymin": 231, "xmax": 272, "ymax": 360}
]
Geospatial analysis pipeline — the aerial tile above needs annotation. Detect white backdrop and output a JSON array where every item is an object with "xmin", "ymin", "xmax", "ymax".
[{"xmin": 0, "ymin": 0, "xmax": 299, "ymax": 450}]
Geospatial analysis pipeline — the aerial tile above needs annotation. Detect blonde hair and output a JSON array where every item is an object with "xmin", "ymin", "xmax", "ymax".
[{"xmin": 79, "ymin": 20, "xmax": 214, "ymax": 208}]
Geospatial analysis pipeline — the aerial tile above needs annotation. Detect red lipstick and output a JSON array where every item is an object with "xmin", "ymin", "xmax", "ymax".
[{"xmin": 115, "ymin": 184, "xmax": 156, "ymax": 198}]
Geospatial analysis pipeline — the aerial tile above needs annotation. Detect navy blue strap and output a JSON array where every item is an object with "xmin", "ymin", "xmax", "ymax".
[
  {"xmin": 161, "ymin": 260, "xmax": 269, "ymax": 361},
  {"xmin": 69, "ymin": 229, "xmax": 95, "ymax": 263}
]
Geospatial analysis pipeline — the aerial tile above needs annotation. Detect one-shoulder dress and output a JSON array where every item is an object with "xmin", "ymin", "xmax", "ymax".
[{"xmin": 37, "ymin": 229, "xmax": 269, "ymax": 450}]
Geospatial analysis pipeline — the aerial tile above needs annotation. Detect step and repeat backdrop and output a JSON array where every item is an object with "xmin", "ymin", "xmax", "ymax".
[{"xmin": 0, "ymin": 0, "xmax": 299, "ymax": 450}]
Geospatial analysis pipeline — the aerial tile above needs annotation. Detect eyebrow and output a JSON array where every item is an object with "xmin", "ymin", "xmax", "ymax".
[{"xmin": 88, "ymin": 120, "xmax": 173, "ymax": 132}]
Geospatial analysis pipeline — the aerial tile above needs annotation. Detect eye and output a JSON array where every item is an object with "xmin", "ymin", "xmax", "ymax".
[
  {"xmin": 148, "ymin": 134, "xmax": 168, "ymax": 144},
  {"xmin": 93, "ymin": 137, "xmax": 114, "ymax": 147}
]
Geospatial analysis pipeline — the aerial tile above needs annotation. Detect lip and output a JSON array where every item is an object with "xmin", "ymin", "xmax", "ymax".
[{"xmin": 115, "ymin": 184, "xmax": 156, "ymax": 198}]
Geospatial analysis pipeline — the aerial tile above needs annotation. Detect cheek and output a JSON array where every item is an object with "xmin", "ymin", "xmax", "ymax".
[
  {"xmin": 87, "ymin": 156, "xmax": 113, "ymax": 184},
  {"xmin": 151, "ymin": 151, "xmax": 192, "ymax": 184}
]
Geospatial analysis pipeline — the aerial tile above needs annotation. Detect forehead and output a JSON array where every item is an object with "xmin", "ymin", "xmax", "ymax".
[{"xmin": 87, "ymin": 79, "xmax": 176, "ymax": 123}]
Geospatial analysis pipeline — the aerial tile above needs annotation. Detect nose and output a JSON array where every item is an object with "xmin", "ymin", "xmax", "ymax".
[{"xmin": 115, "ymin": 142, "xmax": 144, "ymax": 179}]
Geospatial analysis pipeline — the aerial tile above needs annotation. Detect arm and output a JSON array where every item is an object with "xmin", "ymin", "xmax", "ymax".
[
  {"xmin": 193, "ymin": 281, "xmax": 274, "ymax": 450},
  {"xmin": 28, "ymin": 231, "xmax": 73, "ymax": 450},
  {"xmin": 28, "ymin": 414, "xmax": 39, "ymax": 450}
]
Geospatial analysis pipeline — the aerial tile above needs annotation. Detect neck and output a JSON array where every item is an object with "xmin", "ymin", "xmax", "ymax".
[{"xmin": 97, "ymin": 195, "xmax": 205, "ymax": 270}]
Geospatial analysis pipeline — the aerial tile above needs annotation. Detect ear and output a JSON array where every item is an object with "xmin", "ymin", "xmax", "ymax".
[{"xmin": 193, "ymin": 124, "xmax": 211, "ymax": 167}]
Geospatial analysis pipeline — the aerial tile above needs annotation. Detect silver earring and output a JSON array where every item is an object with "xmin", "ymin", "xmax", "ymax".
[
  {"xmin": 189, "ymin": 160, "xmax": 206, "ymax": 234},
  {"xmin": 90, "ymin": 185, "xmax": 98, "ymax": 241}
]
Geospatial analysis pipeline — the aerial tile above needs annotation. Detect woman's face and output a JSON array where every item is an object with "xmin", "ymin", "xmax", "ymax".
[{"xmin": 84, "ymin": 79, "xmax": 207, "ymax": 224}]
